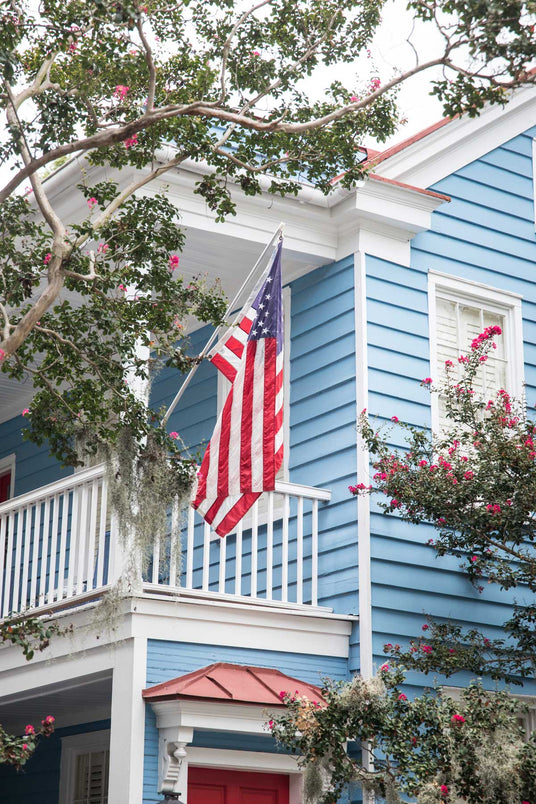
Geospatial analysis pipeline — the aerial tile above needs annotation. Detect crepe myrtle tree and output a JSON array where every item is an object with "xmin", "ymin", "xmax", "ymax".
[
  {"xmin": 0, "ymin": 0, "xmax": 535, "ymax": 471},
  {"xmin": 270, "ymin": 665, "xmax": 536, "ymax": 804},
  {"xmin": 0, "ymin": 616, "xmax": 63, "ymax": 768},
  {"xmin": 352, "ymin": 327, "xmax": 536, "ymax": 685}
]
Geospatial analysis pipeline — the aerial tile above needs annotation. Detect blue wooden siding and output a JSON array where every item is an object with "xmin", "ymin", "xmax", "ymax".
[
  {"xmin": 0, "ymin": 414, "xmax": 70, "ymax": 497},
  {"xmin": 143, "ymin": 639, "xmax": 350, "ymax": 804},
  {"xmin": 366, "ymin": 124, "xmax": 536, "ymax": 689},
  {"xmin": 0, "ymin": 719, "xmax": 110, "ymax": 804}
]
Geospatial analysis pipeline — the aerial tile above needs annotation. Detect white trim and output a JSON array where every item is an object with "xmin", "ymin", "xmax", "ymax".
[
  {"xmin": 353, "ymin": 249, "xmax": 372, "ymax": 681},
  {"xmin": 532, "ymin": 138, "xmax": 536, "ymax": 230},
  {"xmin": 108, "ymin": 637, "xmax": 147, "ymax": 804},
  {"xmin": 58, "ymin": 729, "xmax": 110, "ymax": 804},
  {"xmin": 428, "ymin": 270, "xmax": 524, "ymax": 435},
  {"xmin": 0, "ymin": 453, "xmax": 15, "ymax": 499},
  {"xmin": 376, "ymin": 86, "xmax": 536, "ymax": 187},
  {"xmin": 187, "ymin": 748, "xmax": 303, "ymax": 804}
]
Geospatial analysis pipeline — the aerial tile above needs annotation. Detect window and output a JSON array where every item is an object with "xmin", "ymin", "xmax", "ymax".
[
  {"xmin": 0, "ymin": 454, "xmax": 15, "ymax": 503},
  {"xmin": 216, "ymin": 285, "xmax": 291, "ymax": 482},
  {"xmin": 428, "ymin": 271, "xmax": 523, "ymax": 434},
  {"xmin": 59, "ymin": 730, "xmax": 110, "ymax": 804}
]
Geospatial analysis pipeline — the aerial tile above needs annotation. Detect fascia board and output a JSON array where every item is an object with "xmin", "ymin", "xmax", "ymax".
[
  {"xmin": 351, "ymin": 176, "xmax": 447, "ymax": 235},
  {"xmin": 375, "ymin": 85, "xmax": 536, "ymax": 187},
  {"xmin": 151, "ymin": 699, "xmax": 275, "ymax": 735}
]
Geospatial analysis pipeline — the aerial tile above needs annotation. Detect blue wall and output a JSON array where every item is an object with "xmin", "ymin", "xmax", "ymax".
[
  {"xmin": 0, "ymin": 719, "xmax": 109, "ymax": 804},
  {"xmin": 0, "ymin": 414, "xmax": 70, "ymax": 497},
  {"xmin": 366, "ymin": 124, "xmax": 536, "ymax": 690},
  {"xmin": 143, "ymin": 639, "xmax": 349, "ymax": 804}
]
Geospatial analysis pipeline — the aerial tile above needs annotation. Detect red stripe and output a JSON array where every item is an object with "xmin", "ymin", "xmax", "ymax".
[
  {"xmin": 192, "ymin": 442, "xmax": 210, "ymax": 508},
  {"xmin": 226, "ymin": 335, "xmax": 245, "ymax": 358},
  {"xmin": 215, "ymin": 492, "xmax": 261, "ymax": 537},
  {"xmin": 240, "ymin": 341, "xmax": 256, "ymax": 492},
  {"xmin": 211, "ymin": 352, "xmax": 237, "ymax": 382},
  {"xmin": 239, "ymin": 316, "xmax": 254, "ymax": 334},
  {"xmin": 217, "ymin": 385, "xmax": 233, "ymax": 497},
  {"xmin": 263, "ymin": 339, "xmax": 277, "ymax": 488}
]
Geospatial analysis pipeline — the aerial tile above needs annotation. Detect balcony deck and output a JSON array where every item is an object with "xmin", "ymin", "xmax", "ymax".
[{"xmin": 0, "ymin": 464, "xmax": 332, "ymax": 619}]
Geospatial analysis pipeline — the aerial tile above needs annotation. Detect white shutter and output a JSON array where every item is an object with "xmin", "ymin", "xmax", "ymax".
[{"xmin": 73, "ymin": 749, "xmax": 109, "ymax": 804}]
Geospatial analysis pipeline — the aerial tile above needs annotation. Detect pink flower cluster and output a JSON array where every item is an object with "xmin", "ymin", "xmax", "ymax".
[
  {"xmin": 471, "ymin": 324, "xmax": 502, "ymax": 350},
  {"xmin": 451, "ymin": 714, "xmax": 466, "ymax": 724},
  {"xmin": 114, "ymin": 85, "xmax": 129, "ymax": 100},
  {"xmin": 169, "ymin": 255, "xmax": 179, "ymax": 271},
  {"xmin": 486, "ymin": 503, "xmax": 501, "ymax": 514},
  {"xmin": 123, "ymin": 133, "xmax": 138, "ymax": 149},
  {"xmin": 348, "ymin": 483, "xmax": 372, "ymax": 493}
]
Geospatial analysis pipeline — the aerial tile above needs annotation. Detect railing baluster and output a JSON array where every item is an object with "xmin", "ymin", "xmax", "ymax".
[
  {"xmin": 47, "ymin": 495, "xmax": 60, "ymax": 603},
  {"xmin": 86, "ymin": 480, "xmax": 99, "ymax": 591},
  {"xmin": 66, "ymin": 488, "xmax": 79, "ymax": 599},
  {"xmin": 235, "ymin": 521, "xmax": 243, "ymax": 596},
  {"xmin": 202, "ymin": 522, "xmax": 211, "ymax": 591},
  {"xmin": 281, "ymin": 494, "xmax": 290, "ymax": 603},
  {"xmin": 75, "ymin": 484, "xmax": 89, "ymax": 596},
  {"xmin": 29, "ymin": 504, "xmax": 39, "ymax": 607},
  {"xmin": 186, "ymin": 506, "xmax": 194, "ymax": 588},
  {"xmin": 95, "ymin": 478, "xmax": 107, "ymax": 589},
  {"xmin": 296, "ymin": 496, "xmax": 304, "ymax": 605},
  {"xmin": 311, "ymin": 498, "xmax": 319, "ymax": 606},
  {"xmin": 169, "ymin": 502, "xmax": 179, "ymax": 587},
  {"xmin": 12, "ymin": 505, "xmax": 24, "ymax": 613},
  {"xmin": 20, "ymin": 508, "xmax": 31, "ymax": 609},
  {"xmin": 2, "ymin": 512, "xmax": 15, "ymax": 617},
  {"xmin": 38, "ymin": 498, "xmax": 51, "ymax": 605},
  {"xmin": 219, "ymin": 536, "xmax": 226, "ymax": 593},
  {"xmin": 266, "ymin": 492, "xmax": 274, "ymax": 601},
  {"xmin": 57, "ymin": 493, "xmax": 69, "ymax": 600},
  {"xmin": 0, "ymin": 514, "xmax": 6, "ymax": 614},
  {"xmin": 251, "ymin": 501, "xmax": 258, "ymax": 599}
]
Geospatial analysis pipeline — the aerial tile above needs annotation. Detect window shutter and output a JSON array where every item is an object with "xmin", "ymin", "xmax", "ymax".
[{"xmin": 73, "ymin": 749, "xmax": 109, "ymax": 804}]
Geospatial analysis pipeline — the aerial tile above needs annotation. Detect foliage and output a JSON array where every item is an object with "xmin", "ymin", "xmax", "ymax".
[
  {"xmin": 271, "ymin": 665, "xmax": 536, "ymax": 803},
  {"xmin": 0, "ymin": 615, "xmax": 66, "ymax": 767},
  {"xmin": 0, "ymin": 0, "xmax": 535, "ymax": 471},
  {"xmin": 353, "ymin": 327, "xmax": 536, "ymax": 683}
]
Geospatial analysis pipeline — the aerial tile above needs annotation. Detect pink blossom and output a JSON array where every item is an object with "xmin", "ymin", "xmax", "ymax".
[
  {"xmin": 379, "ymin": 663, "xmax": 389, "ymax": 672},
  {"xmin": 169, "ymin": 431, "xmax": 179, "ymax": 439},
  {"xmin": 42, "ymin": 716, "xmax": 55, "ymax": 724},
  {"xmin": 470, "ymin": 556, "xmax": 478, "ymax": 563},
  {"xmin": 486, "ymin": 503, "xmax": 501, "ymax": 514},
  {"xmin": 479, "ymin": 355, "xmax": 488, "ymax": 363},
  {"xmin": 422, "ymin": 624, "xmax": 429, "ymax": 631},
  {"xmin": 391, "ymin": 416, "xmax": 399, "ymax": 423},
  {"xmin": 98, "ymin": 243, "xmax": 109, "ymax": 254},
  {"xmin": 87, "ymin": 197, "xmax": 97, "ymax": 208},
  {"xmin": 251, "ymin": 50, "xmax": 260, "ymax": 57},
  {"xmin": 440, "ymin": 785, "xmax": 449, "ymax": 796},
  {"xmin": 471, "ymin": 325, "xmax": 502, "ymax": 350},
  {"xmin": 458, "ymin": 354, "xmax": 469, "ymax": 363},
  {"xmin": 268, "ymin": 719, "xmax": 274, "ymax": 728},
  {"xmin": 391, "ymin": 499, "xmax": 401, "ymax": 508},
  {"xmin": 44, "ymin": 253, "xmax": 52, "ymax": 264},
  {"xmin": 436, "ymin": 518, "xmax": 446, "ymax": 525},
  {"xmin": 24, "ymin": 725, "xmax": 35, "ymax": 735},
  {"xmin": 444, "ymin": 359, "xmax": 453, "ymax": 367},
  {"xmin": 22, "ymin": 408, "xmax": 29, "ymax": 416},
  {"xmin": 0, "ymin": 349, "xmax": 5, "ymax": 362},
  {"xmin": 349, "ymin": 483, "xmax": 372, "ymax": 493},
  {"xmin": 118, "ymin": 284, "xmax": 127, "ymax": 292},
  {"xmin": 464, "ymin": 471, "xmax": 474, "ymax": 480},
  {"xmin": 350, "ymin": 94, "xmax": 359, "ymax": 102},
  {"xmin": 369, "ymin": 76, "xmax": 381, "ymax": 90},
  {"xmin": 114, "ymin": 85, "xmax": 129, "ymax": 100},
  {"xmin": 451, "ymin": 714, "xmax": 465, "ymax": 723},
  {"xmin": 422, "ymin": 377, "xmax": 432, "ymax": 385},
  {"xmin": 449, "ymin": 648, "xmax": 456, "ymax": 653},
  {"xmin": 418, "ymin": 459, "xmax": 428, "ymax": 467},
  {"xmin": 384, "ymin": 643, "xmax": 393, "ymax": 649},
  {"xmin": 279, "ymin": 691, "xmax": 287, "ymax": 700},
  {"xmin": 421, "ymin": 645, "xmax": 432, "ymax": 654},
  {"xmin": 398, "ymin": 693, "xmax": 407, "ymax": 700},
  {"xmin": 169, "ymin": 255, "xmax": 180, "ymax": 271},
  {"xmin": 123, "ymin": 134, "xmax": 138, "ymax": 148},
  {"xmin": 506, "ymin": 498, "xmax": 512, "ymax": 506},
  {"xmin": 22, "ymin": 743, "xmax": 28, "ymax": 750}
]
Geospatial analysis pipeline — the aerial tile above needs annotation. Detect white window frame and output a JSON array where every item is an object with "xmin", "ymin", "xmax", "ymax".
[
  {"xmin": 216, "ymin": 285, "xmax": 291, "ymax": 482},
  {"xmin": 0, "ymin": 453, "xmax": 16, "ymax": 500},
  {"xmin": 58, "ymin": 729, "xmax": 111, "ymax": 804},
  {"xmin": 428, "ymin": 270, "xmax": 524, "ymax": 435}
]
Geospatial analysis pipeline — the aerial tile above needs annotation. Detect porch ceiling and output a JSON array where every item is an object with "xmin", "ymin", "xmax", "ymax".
[{"xmin": 0, "ymin": 669, "xmax": 112, "ymax": 733}]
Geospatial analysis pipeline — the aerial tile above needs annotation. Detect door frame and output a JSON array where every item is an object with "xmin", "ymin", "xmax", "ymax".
[{"xmin": 187, "ymin": 747, "xmax": 302, "ymax": 804}]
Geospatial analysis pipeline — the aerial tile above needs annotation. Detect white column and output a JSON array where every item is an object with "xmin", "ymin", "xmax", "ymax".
[{"xmin": 108, "ymin": 637, "xmax": 148, "ymax": 803}]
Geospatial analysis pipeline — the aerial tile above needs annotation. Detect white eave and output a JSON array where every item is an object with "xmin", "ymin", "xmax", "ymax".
[{"xmin": 373, "ymin": 83, "xmax": 536, "ymax": 189}]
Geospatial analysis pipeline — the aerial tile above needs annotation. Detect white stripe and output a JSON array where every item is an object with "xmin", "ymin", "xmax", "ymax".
[
  {"xmin": 227, "ymin": 350, "xmax": 247, "ymax": 495},
  {"xmin": 275, "ymin": 384, "xmax": 283, "ymax": 413},
  {"xmin": 202, "ymin": 406, "xmax": 224, "ymax": 511},
  {"xmin": 274, "ymin": 427, "xmax": 284, "ymax": 453},
  {"xmin": 276, "ymin": 351, "xmax": 284, "ymax": 374},
  {"xmin": 251, "ymin": 341, "xmax": 265, "ymax": 490}
]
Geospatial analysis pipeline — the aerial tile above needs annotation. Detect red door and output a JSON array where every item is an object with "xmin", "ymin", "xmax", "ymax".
[
  {"xmin": 189, "ymin": 767, "xmax": 289, "ymax": 804},
  {"xmin": 0, "ymin": 471, "xmax": 11, "ymax": 503}
]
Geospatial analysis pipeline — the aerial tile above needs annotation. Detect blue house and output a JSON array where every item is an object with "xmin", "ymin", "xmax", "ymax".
[{"xmin": 0, "ymin": 84, "xmax": 535, "ymax": 803}]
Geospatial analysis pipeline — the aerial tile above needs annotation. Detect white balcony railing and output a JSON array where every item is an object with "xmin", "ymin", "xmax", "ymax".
[{"xmin": 0, "ymin": 465, "xmax": 331, "ymax": 618}]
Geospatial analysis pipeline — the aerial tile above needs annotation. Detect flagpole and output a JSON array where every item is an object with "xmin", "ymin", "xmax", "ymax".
[{"xmin": 162, "ymin": 222, "xmax": 285, "ymax": 424}]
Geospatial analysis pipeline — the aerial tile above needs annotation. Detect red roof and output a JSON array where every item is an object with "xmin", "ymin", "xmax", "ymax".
[
  {"xmin": 363, "ymin": 116, "xmax": 455, "ymax": 169},
  {"xmin": 142, "ymin": 662, "xmax": 324, "ymax": 706}
]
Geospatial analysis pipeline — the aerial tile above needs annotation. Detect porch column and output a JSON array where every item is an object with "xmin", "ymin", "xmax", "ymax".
[{"xmin": 108, "ymin": 637, "xmax": 147, "ymax": 803}]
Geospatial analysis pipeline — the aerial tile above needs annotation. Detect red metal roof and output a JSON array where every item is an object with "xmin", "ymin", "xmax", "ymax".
[{"xmin": 142, "ymin": 662, "xmax": 324, "ymax": 706}]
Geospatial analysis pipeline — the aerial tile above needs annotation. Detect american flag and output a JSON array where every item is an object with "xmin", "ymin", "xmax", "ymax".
[{"xmin": 192, "ymin": 241, "xmax": 284, "ymax": 537}]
